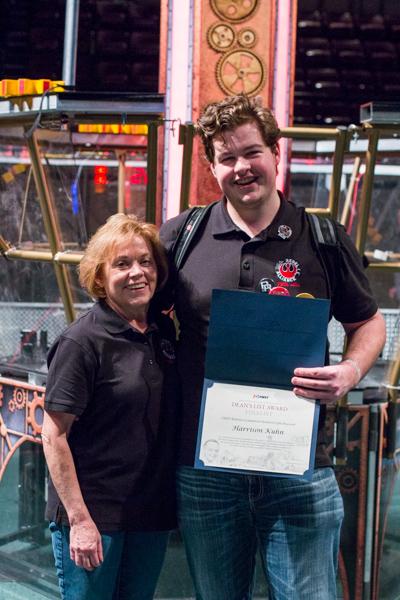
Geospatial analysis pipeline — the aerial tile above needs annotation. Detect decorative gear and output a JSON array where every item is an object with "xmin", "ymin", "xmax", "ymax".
[
  {"xmin": 0, "ymin": 384, "xmax": 3, "ymax": 407},
  {"xmin": 216, "ymin": 49, "xmax": 265, "ymax": 95},
  {"xmin": 8, "ymin": 399, "xmax": 16, "ymax": 413},
  {"xmin": 27, "ymin": 391, "xmax": 45, "ymax": 436},
  {"xmin": 237, "ymin": 27, "xmax": 257, "ymax": 48},
  {"xmin": 207, "ymin": 22, "xmax": 236, "ymax": 52},
  {"xmin": 13, "ymin": 387, "xmax": 27, "ymax": 410},
  {"xmin": 211, "ymin": 0, "xmax": 258, "ymax": 23},
  {"xmin": 336, "ymin": 467, "xmax": 358, "ymax": 494}
]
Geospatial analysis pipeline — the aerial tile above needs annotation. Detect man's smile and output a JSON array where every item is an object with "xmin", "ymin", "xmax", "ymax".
[{"xmin": 235, "ymin": 176, "xmax": 258, "ymax": 186}]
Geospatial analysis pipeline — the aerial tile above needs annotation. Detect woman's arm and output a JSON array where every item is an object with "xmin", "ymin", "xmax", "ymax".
[{"xmin": 42, "ymin": 410, "xmax": 103, "ymax": 570}]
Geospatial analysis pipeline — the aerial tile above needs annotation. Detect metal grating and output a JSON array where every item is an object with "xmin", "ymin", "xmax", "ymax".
[
  {"xmin": 0, "ymin": 302, "xmax": 93, "ymax": 365},
  {"xmin": 328, "ymin": 309, "xmax": 400, "ymax": 361}
]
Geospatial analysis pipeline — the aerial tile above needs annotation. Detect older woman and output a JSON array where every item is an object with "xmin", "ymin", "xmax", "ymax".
[{"xmin": 41, "ymin": 214, "xmax": 178, "ymax": 600}]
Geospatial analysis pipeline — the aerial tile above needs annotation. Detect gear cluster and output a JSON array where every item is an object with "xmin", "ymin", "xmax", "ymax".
[{"xmin": 207, "ymin": 1, "xmax": 265, "ymax": 96}]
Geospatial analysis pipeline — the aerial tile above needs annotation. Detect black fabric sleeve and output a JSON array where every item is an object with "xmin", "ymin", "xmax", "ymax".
[
  {"xmin": 331, "ymin": 224, "xmax": 378, "ymax": 323},
  {"xmin": 45, "ymin": 336, "xmax": 97, "ymax": 415}
]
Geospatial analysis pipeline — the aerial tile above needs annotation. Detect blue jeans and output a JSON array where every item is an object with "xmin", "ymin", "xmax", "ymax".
[
  {"xmin": 177, "ymin": 466, "xmax": 343, "ymax": 600},
  {"xmin": 50, "ymin": 523, "xmax": 169, "ymax": 600}
]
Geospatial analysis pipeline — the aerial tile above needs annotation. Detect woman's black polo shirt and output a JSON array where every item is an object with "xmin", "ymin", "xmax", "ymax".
[
  {"xmin": 160, "ymin": 196, "xmax": 378, "ymax": 468},
  {"xmin": 45, "ymin": 300, "xmax": 178, "ymax": 532}
]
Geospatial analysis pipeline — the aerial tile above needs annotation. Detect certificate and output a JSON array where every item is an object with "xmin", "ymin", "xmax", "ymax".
[
  {"xmin": 194, "ymin": 290, "xmax": 330, "ymax": 480},
  {"xmin": 196, "ymin": 380, "xmax": 319, "ymax": 478}
]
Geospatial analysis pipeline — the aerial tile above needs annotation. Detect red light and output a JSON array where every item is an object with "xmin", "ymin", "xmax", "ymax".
[
  {"xmin": 130, "ymin": 167, "xmax": 147, "ymax": 185},
  {"xmin": 94, "ymin": 165, "xmax": 108, "ymax": 186}
]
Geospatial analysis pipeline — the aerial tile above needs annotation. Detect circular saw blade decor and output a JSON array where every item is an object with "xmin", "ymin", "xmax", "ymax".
[
  {"xmin": 216, "ymin": 49, "xmax": 265, "ymax": 95},
  {"xmin": 237, "ymin": 27, "xmax": 257, "ymax": 48},
  {"xmin": 211, "ymin": 0, "xmax": 258, "ymax": 23},
  {"xmin": 207, "ymin": 22, "xmax": 236, "ymax": 52}
]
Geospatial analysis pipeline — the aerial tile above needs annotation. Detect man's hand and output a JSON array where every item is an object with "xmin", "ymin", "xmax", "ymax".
[
  {"xmin": 291, "ymin": 361, "xmax": 360, "ymax": 404},
  {"xmin": 69, "ymin": 519, "xmax": 103, "ymax": 571}
]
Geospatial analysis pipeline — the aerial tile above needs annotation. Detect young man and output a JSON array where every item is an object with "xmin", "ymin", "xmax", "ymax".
[{"xmin": 160, "ymin": 94, "xmax": 386, "ymax": 600}]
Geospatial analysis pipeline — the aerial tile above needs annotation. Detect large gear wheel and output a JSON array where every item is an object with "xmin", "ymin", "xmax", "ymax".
[
  {"xmin": 216, "ymin": 49, "xmax": 265, "ymax": 95},
  {"xmin": 207, "ymin": 22, "xmax": 236, "ymax": 52},
  {"xmin": 237, "ymin": 27, "xmax": 257, "ymax": 48},
  {"xmin": 27, "ymin": 391, "xmax": 45, "ymax": 436},
  {"xmin": 211, "ymin": 0, "xmax": 258, "ymax": 23}
]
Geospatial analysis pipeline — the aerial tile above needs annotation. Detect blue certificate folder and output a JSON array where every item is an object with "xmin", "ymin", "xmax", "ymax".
[{"xmin": 194, "ymin": 289, "xmax": 331, "ymax": 480}]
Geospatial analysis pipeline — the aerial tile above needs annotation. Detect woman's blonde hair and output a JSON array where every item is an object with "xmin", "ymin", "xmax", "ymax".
[{"xmin": 78, "ymin": 213, "xmax": 168, "ymax": 300}]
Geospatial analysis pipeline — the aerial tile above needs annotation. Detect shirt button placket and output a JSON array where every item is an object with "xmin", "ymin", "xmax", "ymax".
[
  {"xmin": 240, "ymin": 256, "xmax": 253, "ymax": 287},
  {"xmin": 143, "ymin": 337, "xmax": 154, "ymax": 367}
]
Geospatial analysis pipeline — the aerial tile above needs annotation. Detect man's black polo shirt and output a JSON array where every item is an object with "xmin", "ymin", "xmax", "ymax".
[
  {"xmin": 160, "ymin": 196, "xmax": 378, "ymax": 467},
  {"xmin": 45, "ymin": 300, "xmax": 178, "ymax": 532}
]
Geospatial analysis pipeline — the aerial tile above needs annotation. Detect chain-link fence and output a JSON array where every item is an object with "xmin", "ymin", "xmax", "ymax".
[
  {"xmin": 0, "ymin": 302, "xmax": 93, "ymax": 366},
  {"xmin": 328, "ymin": 309, "xmax": 400, "ymax": 362}
]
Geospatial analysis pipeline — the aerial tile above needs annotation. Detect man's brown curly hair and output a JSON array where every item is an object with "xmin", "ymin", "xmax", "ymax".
[{"xmin": 196, "ymin": 94, "xmax": 281, "ymax": 163}]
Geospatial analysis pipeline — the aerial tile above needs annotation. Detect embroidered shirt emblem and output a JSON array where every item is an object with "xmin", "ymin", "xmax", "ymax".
[
  {"xmin": 160, "ymin": 339, "xmax": 176, "ymax": 362},
  {"xmin": 275, "ymin": 258, "xmax": 301, "ymax": 283}
]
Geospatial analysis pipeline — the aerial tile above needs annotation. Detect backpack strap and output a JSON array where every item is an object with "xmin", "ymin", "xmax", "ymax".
[
  {"xmin": 171, "ymin": 201, "xmax": 218, "ymax": 270},
  {"xmin": 306, "ymin": 212, "xmax": 340, "ymax": 298},
  {"xmin": 307, "ymin": 212, "xmax": 337, "ymax": 247}
]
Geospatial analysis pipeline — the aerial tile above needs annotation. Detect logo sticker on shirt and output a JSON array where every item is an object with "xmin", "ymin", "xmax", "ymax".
[
  {"xmin": 277, "ymin": 225, "xmax": 292, "ymax": 240},
  {"xmin": 269, "ymin": 286, "xmax": 290, "ymax": 296},
  {"xmin": 160, "ymin": 339, "xmax": 176, "ymax": 362},
  {"xmin": 275, "ymin": 258, "xmax": 301, "ymax": 283},
  {"xmin": 258, "ymin": 278, "xmax": 275, "ymax": 293}
]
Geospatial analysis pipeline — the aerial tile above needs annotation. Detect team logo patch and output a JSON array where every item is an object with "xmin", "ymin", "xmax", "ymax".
[
  {"xmin": 160, "ymin": 339, "xmax": 176, "ymax": 362},
  {"xmin": 277, "ymin": 225, "xmax": 292, "ymax": 240},
  {"xmin": 275, "ymin": 258, "xmax": 301, "ymax": 283},
  {"xmin": 258, "ymin": 278, "xmax": 275, "ymax": 293},
  {"xmin": 269, "ymin": 286, "xmax": 290, "ymax": 296}
]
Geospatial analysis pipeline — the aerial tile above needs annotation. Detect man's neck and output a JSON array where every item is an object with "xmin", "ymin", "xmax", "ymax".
[{"xmin": 226, "ymin": 192, "xmax": 281, "ymax": 238}]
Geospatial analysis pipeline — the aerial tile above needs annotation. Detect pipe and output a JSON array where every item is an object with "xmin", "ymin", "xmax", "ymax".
[
  {"xmin": 179, "ymin": 123, "xmax": 195, "ymax": 212},
  {"xmin": 25, "ymin": 132, "xmax": 76, "ymax": 323},
  {"xmin": 145, "ymin": 122, "xmax": 158, "ymax": 224},
  {"xmin": 62, "ymin": 0, "xmax": 80, "ymax": 87}
]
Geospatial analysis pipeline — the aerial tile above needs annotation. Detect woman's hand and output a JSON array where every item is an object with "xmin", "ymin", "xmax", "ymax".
[
  {"xmin": 42, "ymin": 411, "xmax": 103, "ymax": 571},
  {"xmin": 70, "ymin": 518, "xmax": 103, "ymax": 571}
]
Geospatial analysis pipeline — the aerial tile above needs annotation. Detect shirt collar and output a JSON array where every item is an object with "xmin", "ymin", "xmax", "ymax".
[
  {"xmin": 94, "ymin": 300, "xmax": 158, "ymax": 336},
  {"xmin": 211, "ymin": 197, "xmax": 243, "ymax": 236},
  {"xmin": 210, "ymin": 192, "xmax": 297, "ymax": 240},
  {"xmin": 265, "ymin": 192, "xmax": 299, "ymax": 241}
]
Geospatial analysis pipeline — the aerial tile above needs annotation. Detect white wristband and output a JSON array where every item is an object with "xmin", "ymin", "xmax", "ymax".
[{"xmin": 342, "ymin": 358, "xmax": 362, "ymax": 382}]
